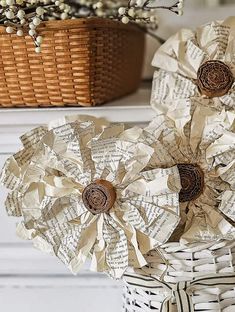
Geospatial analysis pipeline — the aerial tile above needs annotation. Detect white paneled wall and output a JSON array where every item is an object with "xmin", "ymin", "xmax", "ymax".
[{"xmin": 0, "ymin": 90, "xmax": 153, "ymax": 312}]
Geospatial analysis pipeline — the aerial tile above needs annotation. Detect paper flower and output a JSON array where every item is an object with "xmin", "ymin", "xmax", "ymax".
[
  {"xmin": 131, "ymin": 105, "xmax": 235, "ymax": 244},
  {"xmin": 1, "ymin": 116, "xmax": 181, "ymax": 278},
  {"xmin": 151, "ymin": 17, "xmax": 235, "ymax": 129}
]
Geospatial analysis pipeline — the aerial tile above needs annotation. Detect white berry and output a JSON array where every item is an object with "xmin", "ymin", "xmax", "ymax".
[
  {"xmin": 16, "ymin": 29, "xmax": 23, "ymax": 36},
  {"xmin": 118, "ymin": 7, "xmax": 126, "ymax": 15},
  {"xmin": 17, "ymin": 10, "xmax": 25, "ymax": 19},
  {"xmin": 33, "ymin": 17, "xmax": 41, "ymax": 26},
  {"xmin": 36, "ymin": 7, "xmax": 44, "ymax": 16},
  {"xmin": 29, "ymin": 29, "xmax": 36, "ymax": 36},
  {"xmin": 96, "ymin": 1, "xmax": 103, "ymax": 9},
  {"xmin": 6, "ymin": 0, "xmax": 14, "ymax": 5},
  {"xmin": 6, "ymin": 11, "xmax": 14, "ymax": 19},
  {"xmin": 177, "ymin": 3, "xmax": 183, "ymax": 9},
  {"xmin": 136, "ymin": 0, "xmax": 144, "ymax": 6},
  {"xmin": 35, "ymin": 46, "xmax": 41, "ymax": 53},
  {"xmin": 29, "ymin": 23, "xmax": 35, "ymax": 29},
  {"xmin": 178, "ymin": 9, "xmax": 183, "ymax": 16},
  {"xmin": 1, "ymin": 0, "xmax": 7, "ymax": 7},
  {"xmin": 128, "ymin": 8, "xmax": 135, "ymax": 17},
  {"xmin": 61, "ymin": 12, "xmax": 68, "ymax": 20},
  {"xmin": 6, "ymin": 26, "xmax": 13, "ymax": 33},
  {"xmin": 36, "ymin": 35, "xmax": 43, "ymax": 44},
  {"xmin": 121, "ymin": 16, "xmax": 129, "ymax": 24}
]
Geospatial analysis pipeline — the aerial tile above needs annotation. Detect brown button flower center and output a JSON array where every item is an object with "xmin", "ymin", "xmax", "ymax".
[
  {"xmin": 82, "ymin": 179, "xmax": 116, "ymax": 214},
  {"xmin": 197, "ymin": 60, "xmax": 234, "ymax": 98},
  {"xmin": 177, "ymin": 164, "xmax": 204, "ymax": 202}
]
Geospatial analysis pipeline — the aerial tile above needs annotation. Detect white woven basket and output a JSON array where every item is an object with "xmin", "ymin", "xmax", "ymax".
[{"xmin": 123, "ymin": 240, "xmax": 235, "ymax": 312}]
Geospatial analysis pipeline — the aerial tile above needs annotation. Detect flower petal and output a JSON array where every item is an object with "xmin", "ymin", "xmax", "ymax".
[
  {"xmin": 102, "ymin": 215, "xmax": 129, "ymax": 278},
  {"xmin": 5, "ymin": 190, "xmax": 23, "ymax": 217},
  {"xmin": 196, "ymin": 20, "xmax": 230, "ymax": 60},
  {"xmin": 220, "ymin": 85, "xmax": 235, "ymax": 109},
  {"xmin": 218, "ymin": 190, "xmax": 235, "ymax": 222},
  {"xmin": 151, "ymin": 70, "xmax": 197, "ymax": 103},
  {"xmin": 181, "ymin": 204, "xmax": 235, "ymax": 244},
  {"xmin": 152, "ymin": 29, "xmax": 205, "ymax": 78}
]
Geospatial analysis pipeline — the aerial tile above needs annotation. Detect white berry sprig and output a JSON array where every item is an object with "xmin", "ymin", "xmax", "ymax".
[{"xmin": 0, "ymin": 0, "xmax": 184, "ymax": 53}]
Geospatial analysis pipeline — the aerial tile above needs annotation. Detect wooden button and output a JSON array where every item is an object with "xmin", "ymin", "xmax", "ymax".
[
  {"xmin": 197, "ymin": 60, "xmax": 234, "ymax": 98},
  {"xmin": 82, "ymin": 179, "xmax": 116, "ymax": 214},
  {"xmin": 177, "ymin": 164, "xmax": 204, "ymax": 202}
]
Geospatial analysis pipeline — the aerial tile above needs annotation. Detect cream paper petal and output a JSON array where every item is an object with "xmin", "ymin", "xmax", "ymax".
[
  {"xmin": 163, "ymin": 138, "xmax": 189, "ymax": 164},
  {"xmin": 190, "ymin": 105, "xmax": 235, "ymax": 153},
  {"xmin": 118, "ymin": 167, "xmax": 181, "ymax": 246},
  {"xmin": 37, "ymin": 147, "xmax": 92, "ymax": 186},
  {"xmin": 38, "ymin": 195, "xmax": 87, "ymax": 227},
  {"xmin": 196, "ymin": 20, "xmax": 231, "ymax": 60},
  {"xmin": 119, "ymin": 142, "xmax": 153, "ymax": 185},
  {"xmin": 218, "ymin": 160, "xmax": 235, "ymax": 190},
  {"xmin": 126, "ymin": 167, "xmax": 180, "ymax": 197},
  {"xmin": 68, "ymin": 220, "xmax": 98, "ymax": 274},
  {"xmin": 91, "ymin": 245, "xmax": 107, "ymax": 274},
  {"xmin": 42, "ymin": 121, "xmax": 94, "ymax": 163},
  {"xmin": 195, "ymin": 110, "xmax": 235, "ymax": 149},
  {"xmin": 127, "ymin": 241, "xmax": 148, "ymax": 268},
  {"xmin": 120, "ymin": 125, "xmax": 175, "ymax": 168},
  {"xmin": 119, "ymin": 126, "xmax": 144, "ymax": 142},
  {"xmin": 181, "ymin": 204, "xmax": 235, "ymax": 245},
  {"xmin": 34, "ymin": 213, "xmax": 97, "ymax": 274},
  {"xmin": 20, "ymin": 126, "xmax": 48, "ymax": 150},
  {"xmin": 206, "ymin": 131, "xmax": 235, "ymax": 166},
  {"xmin": 144, "ymin": 113, "xmax": 171, "ymax": 139},
  {"xmin": 151, "ymin": 70, "xmax": 197, "ymax": 102},
  {"xmin": 220, "ymin": 85, "xmax": 235, "ymax": 109},
  {"xmin": 152, "ymin": 29, "xmax": 205, "ymax": 78},
  {"xmin": 89, "ymin": 215, "xmax": 146, "ymax": 277},
  {"xmin": 0, "ymin": 156, "xmax": 22, "ymax": 190},
  {"xmin": 5, "ymin": 190, "xmax": 23, "ymax": 217},
  {"xmin": 16, "ymin": 222, "xmax": 37, "ymax": 241},
  {"xmin": 102, "ymin": 215, "xmax": 129, "ymax": 278},
  {"xmin": 190, "ymin": 105, "xmax": 215, "ymax": 153},
  {"xmin": 218, "ymin": 190, "xmax": 235, "ymax": 222},
  {"xmin": 90, "ymin": 215, "xmax": 107, "ymax": 273},
  {"xmin": 91, "ymin": 135, "xmax": 154, "ymax": 185},
  {"xmin": 223, "ymin": 17, "xmax": 235, "ymax": 65},
  {"xmin": 108, "ymin": 212, "xmax": 148, "ymax": 273},
  {"xmin": 148, "ymin": 141, "xmax": 175, "ymax": 168},
  {"xmin": 90, "ymin": 138, "xmax": 122, "ymax": 180}
]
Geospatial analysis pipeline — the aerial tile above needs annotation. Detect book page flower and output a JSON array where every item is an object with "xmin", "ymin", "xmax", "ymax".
[
  {"xmin": 0, "ymin": 116, "xmax": 181, "ymax": 278},
  {"xmin": 140, "ymin": 105, "xmax": 235, "ymax": 244},
  {"xmin": 151, "ymin": 17, "xmax": 235, "ymax": 130}
]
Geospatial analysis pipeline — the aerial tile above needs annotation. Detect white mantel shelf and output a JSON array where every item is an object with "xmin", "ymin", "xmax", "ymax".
[
  {"xmin": 0, "ymin": 88, "xmax": 154, "ymax": 153},
  {"xmin": 0, "ymin": 89, "xmax": 154, "ymax": 125}
]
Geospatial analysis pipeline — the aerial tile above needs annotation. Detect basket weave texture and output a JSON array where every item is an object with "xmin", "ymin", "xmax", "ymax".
[
  {"xmin": 123, "ymin": 241, "xmax": 235, "ymax": 312},
  {"xmin": 0, "ymin": 18, "xmax": 145, "ymax": 107}
]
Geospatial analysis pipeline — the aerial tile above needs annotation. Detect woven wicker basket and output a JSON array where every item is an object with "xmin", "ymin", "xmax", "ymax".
[
  {"xmin": 123, "ymin": 241, "xmax": 235, "ymax": 312},
  {"xmin": 0, "ymin": 17, "xmax": 145, "ymax": 107}
]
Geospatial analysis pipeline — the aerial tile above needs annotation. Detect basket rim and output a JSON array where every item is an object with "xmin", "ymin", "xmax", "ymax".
[{"xmin": 0, "ymin": 17, "xmax": 144, "ymax": 33}]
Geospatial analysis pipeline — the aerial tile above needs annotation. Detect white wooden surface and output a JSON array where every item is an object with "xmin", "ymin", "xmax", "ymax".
[{"xmin": 0, "ymin": 89, "xmax": 153, "ymax": 312}]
